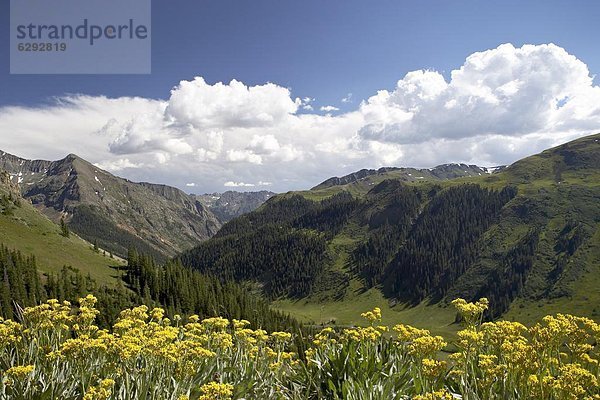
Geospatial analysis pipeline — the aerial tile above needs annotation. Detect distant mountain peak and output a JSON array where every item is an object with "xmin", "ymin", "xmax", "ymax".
[
  {"xmin": 0, "ymin": 150, "xmax": 221, "ymax": 260},
  {"xmin": 312, "ymin": 163, "xmax": 504, "ymax": 190}
]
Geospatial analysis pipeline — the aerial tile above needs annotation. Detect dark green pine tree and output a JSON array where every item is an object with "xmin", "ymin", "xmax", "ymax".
[{"xmin": 60, "ymin": 216, "xmax": 70, "ymax": 238}]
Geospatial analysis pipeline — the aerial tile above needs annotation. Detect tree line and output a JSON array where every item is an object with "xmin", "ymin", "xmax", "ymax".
[{"xmin": 0, "ymin": 243, "xmax": 304, "ymax": 338}]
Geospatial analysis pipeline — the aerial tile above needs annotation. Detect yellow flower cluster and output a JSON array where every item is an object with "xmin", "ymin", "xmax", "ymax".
[
  {"xmin": 421, "ymin": 358, "xmax": 447, "ymax": 379},
  {"xmin": 412, "ymin": 388, "xmax": 454, "ymax": 400},
  {"xmin": 451, "ymin": 297, "xmax": 488, "ymax": 326},
  {"xmin": 450, "ymin": 298, "xmax": 600, "ymax": 399},
  {"xmin": 342, "ymin": 325, "xmax": 387, "ymax": 342},
  {"xmin": 198, "ymin": 381, "xmax": 234, "ymax": 400},
  {"xmin": 83, "ymin": 378, "xmax": 115, "ymax": 400},
  {"xmin": 360, "ymin": 306, "xmax": 382, "ymax": 324},
  {"xmin": 2, "ymin": 364, "xmax": 34, "ymax": 388},
  {"xmin": 393, "ymin": 323, "xmax": 446, "ymax": 358},
  {"xmin": 1, "ymin": 295, "xmax": 599, "ymax": 399},
  {"xmin": 4, "ymin": 365, "xmax": 34, "ymax": 379},
  {"xmin": 0, "ymin": 318, "xmax": 21, "ymax": 348},
  {"xmin": 0, "ymin": 296, "xmax": 300, "ymax": 399}
]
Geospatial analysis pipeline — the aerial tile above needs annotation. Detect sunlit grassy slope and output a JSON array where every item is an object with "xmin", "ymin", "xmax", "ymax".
[{"xmin": 0, "ymin": 196, "xmax": 124, "ymax": 285}]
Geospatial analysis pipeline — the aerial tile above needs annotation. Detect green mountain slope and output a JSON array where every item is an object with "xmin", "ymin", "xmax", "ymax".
[
  {"xmin": 0, "ymin": 151, "xmax": 221, "ymax": 260},
  {"xmin": 178, "ymin": 133, "xmax": 600, "ymax": 332},
  {"xmin": 0, "ymin": 170, "xmax": 124, "ymax": 285}
]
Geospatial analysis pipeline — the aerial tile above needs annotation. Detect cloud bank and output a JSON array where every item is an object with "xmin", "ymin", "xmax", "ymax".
[{"xmin": 1, "ymin": 43, "xmax": 599, "ymax": 192}]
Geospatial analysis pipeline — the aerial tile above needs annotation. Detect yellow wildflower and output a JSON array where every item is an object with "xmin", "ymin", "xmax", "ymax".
[
  {"xmin": 421, "ymin": 358, "xmax": 447, "ymax": 379},
  {"xmin": 83, "ymin": 379, "xmax": 115, "ymax": 400},
  {"xmin": 409, "ymin": 335, "xmax": 447, "ymax": 358},
  {"xmin": 451, "ymin": 298, "xmax": 488, "ymax": 326},
  {"xmin": 271, "ymin": 331, "xmax": 292, "ymax": 342},
  {"xmin": 198, "ymin": 382, "xmax": 234, "ymax": 400},
  {"xmin": 4, "ymin": 365, "xmax": 34, "ymax": 380},
  {"xmin": 360, "ymin": 307, "xmax": 382, "ymax": 324}
]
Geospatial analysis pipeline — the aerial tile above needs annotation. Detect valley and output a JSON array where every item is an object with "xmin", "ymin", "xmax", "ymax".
[{"xmin": 180, "ymin": 133, "xmax": 600, "ymax": 332}]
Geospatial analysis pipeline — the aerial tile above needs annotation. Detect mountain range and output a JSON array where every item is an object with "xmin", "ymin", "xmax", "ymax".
[
  {"xmin": 1, "ymin": 133, "xmax": 598, "ymax": 330},
  {"xmin": 0, "ymin": 150, "xmax": 272, "ymax": 260},
  {"xmin": 178, "ymin": 133, "xmax": 600, "ymax": 326}
]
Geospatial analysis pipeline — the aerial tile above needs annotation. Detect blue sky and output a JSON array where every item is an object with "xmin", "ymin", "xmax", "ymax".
[
  {"xmin": 1, "ymin": 1, "xmax": 598, "ymax": 107},
  {"xmin": 1, "ymin": 1, "xmax": 600, "ymax": 192}
]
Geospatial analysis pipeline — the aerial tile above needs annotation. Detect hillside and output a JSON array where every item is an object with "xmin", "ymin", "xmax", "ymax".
[
  {"xmin": 0, "ymin": 151, "xmax": 221, "ymax": 260},
  {"xmin": 0, "ymin": 169, "xmax": 124, "ymax": 285},
  {"xmin": 194, "ymin": 190, "xmax": 275, "ymax": 223},
  {"xmin": 178, "ymin": 133, "xmax": 600, "ymax": 332}
]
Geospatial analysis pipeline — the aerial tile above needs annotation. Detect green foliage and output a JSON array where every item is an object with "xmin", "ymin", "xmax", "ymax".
[
  {"xmin": 0, "ymin": 194, "xmax": 19, "ymax": 217},
  {"xmin": 474, "ymin": 229, "xmax": 539, "ymax": 318},
  {"xmin": 0, "ymin": 245, "xmax": 44, "ymax": 319},
  {"xmin": 383, "ymin": 185, "xmax": 517, "ymax": 303},
  {"xmin": 60, "ymin": 217, "xmax": 70, "ymax": 238},
  {"xmin": 351, "ymin": 181, "xmax": 424, "ymax": 287},
  {"xmin": 0, "ymin": 241, "xmax": 304, "ymax": 336},
  {"xmin": 125, "ymin": 249, "xmax": 303, "ymax": 334},
  {"xmin": 179, "ymin": 192, "xmax": 360, "ymax": 299},
  {"xmin": 181, "ymin": 181, "xmax": 522, "ymax": 316}
]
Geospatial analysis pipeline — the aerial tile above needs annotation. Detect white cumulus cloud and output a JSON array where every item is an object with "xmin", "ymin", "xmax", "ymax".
[
  {"xmin": 1, "ymin": 43, "xmax": 600, "ymax": 193},
  {"xmin": 224, "ymin": 181, "xmax": 256, "ymax": 187},
  {"xmin": 358, "ymin": 43, "xmax": 600, "ymax": 144}
]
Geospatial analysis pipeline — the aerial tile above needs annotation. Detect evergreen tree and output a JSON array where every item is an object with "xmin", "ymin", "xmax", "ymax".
[{"xmin": 60, "ymin": 217, "xmax": 70, "ymax": 238}]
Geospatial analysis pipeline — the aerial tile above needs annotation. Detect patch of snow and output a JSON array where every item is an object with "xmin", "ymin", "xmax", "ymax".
[
  {"xmin": 94, "ymin": 176, "xmax": 100, "ymax": 183},
  {"xmin": 408, "ymin": 173, "xmax": 412, "ymax": 176},
  {"xmin": 485, "ymin": 166, "xmax": 504, "ymax": 174},
  {"xmin": 17, "ymin": 177, "xmax": 23, "ymax": 184}
]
